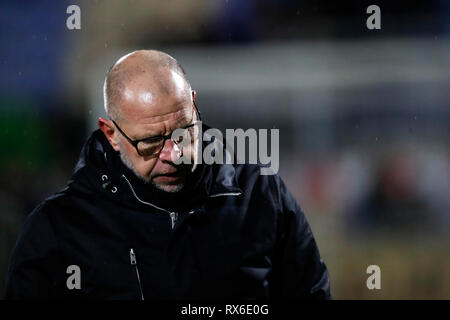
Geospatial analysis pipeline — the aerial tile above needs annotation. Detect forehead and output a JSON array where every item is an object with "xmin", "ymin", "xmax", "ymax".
[
  {"xmin": 119, "ymin": 70, "xmax": 190, "ymax": 114},
  {"xmin": 123, "ymin": 92, "xmax": 191, "ymax": 121},
  {"xmin": 118, "ymin": 87, "xmax": 193, "ymax": 139}
]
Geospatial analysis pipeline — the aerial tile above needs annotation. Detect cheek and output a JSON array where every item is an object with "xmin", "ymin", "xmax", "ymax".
[
  {"xmin": 136, "ymin": 158, "xmax": 158, "ymax": 175},
  {"xmin": 119, "ymin": 139, "xmax": 135, "ymax": 160},
  {"xmin": 149, "ymin": 158, "xmax": 169, "ymax": 173}
]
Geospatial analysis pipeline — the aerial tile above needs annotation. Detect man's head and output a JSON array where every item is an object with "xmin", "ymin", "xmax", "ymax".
[{"xmin": 99, "ymin": 50, "xmax": 199, "ymax": 192}]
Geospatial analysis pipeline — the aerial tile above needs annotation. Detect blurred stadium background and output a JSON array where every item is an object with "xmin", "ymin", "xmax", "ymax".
[{"xmin": 1, "ymin": 0, "xmax": 449, "ymax": 299}]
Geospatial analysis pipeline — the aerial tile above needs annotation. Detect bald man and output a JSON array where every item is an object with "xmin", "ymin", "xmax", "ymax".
[
  {"xmin": 99, "ymin": 50, "xmax": 199, "ymax": 194},
  {"xmin": 5, "ymin": 50, "xmax": 331, "ymax": 300}
]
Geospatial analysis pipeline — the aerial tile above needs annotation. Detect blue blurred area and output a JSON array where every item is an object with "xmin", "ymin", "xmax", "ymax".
[{"xmin": 0, "ymin": 0, "xmax": 70, "ymax": 98}]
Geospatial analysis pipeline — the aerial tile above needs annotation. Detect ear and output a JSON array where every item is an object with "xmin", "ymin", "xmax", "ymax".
[
  {"xmin": 98, "ymin": 117, "xmax": 120, "ymax": 152},
  {"xmin": 191, "ymin": 89, "xmax": 196, "ymax": 102}
]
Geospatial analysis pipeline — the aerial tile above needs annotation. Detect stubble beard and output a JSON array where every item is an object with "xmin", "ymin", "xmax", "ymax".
[{"xmin": 118, "ymin": 143, "xmax": 186, "ymax": 193}]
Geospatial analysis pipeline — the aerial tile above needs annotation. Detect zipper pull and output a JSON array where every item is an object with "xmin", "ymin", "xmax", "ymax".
[
  {"xmin": 129, "ymin": 248, "xmax": 144, "ymax": 300},
  {"xmin": 170, "ymin": 212, "xmax": 178, "ymax": 229},
  {"xmin": 130, "ymin": 248, "xmax": 136, "ymax": 265}
]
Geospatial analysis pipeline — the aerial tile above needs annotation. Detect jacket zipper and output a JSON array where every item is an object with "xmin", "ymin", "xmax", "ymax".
[
  {"xmin": 209, "ymin": 192, "xmax": 242, "ymax": 197},
  {"xmin": 121, "ymin": 176, "xmax": 241, "ymax": 300},
  {"xmin": 169, "ymin": 212, "xmax": 178, "ymax": 229},
  {"xmin": 129, "ymin": 248, "xmax": 144, "ymax": 300},
  {"xmin": 122, "ymin": 175, "xmax": 240, "ymax": 229},
  {"xmin": 122, "ymin": 175, "xmax": 179, "ymax": 230}
]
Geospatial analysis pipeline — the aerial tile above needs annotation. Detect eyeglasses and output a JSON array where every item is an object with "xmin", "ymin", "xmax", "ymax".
[{"xmin": 112, "ymin": 101, "xmax": 202, "ymax": 158}]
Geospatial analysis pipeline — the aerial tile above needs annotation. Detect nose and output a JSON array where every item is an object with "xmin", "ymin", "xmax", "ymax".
[{"xmin": 158, "ymin": 138, "xmax": 181, "ymax": 163}]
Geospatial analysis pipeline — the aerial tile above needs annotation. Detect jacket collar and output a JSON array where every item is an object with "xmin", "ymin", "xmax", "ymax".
[{"xmin": 68, "ymin": 127, "xmax": 242, "ymax": 212}]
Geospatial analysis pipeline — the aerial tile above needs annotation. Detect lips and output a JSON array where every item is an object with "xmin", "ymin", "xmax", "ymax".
[
  {"xmin": 155, "ymin": 170, "xmax": 182, "ymax": 178},
  {"xmin": 152, "ymin": 170, "xmax": 185, "ymax": 184}
]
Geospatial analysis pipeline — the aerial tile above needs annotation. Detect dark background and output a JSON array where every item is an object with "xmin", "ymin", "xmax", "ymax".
[{"xmin": 1, "ymin": 0, "xmax": 449, "ymax": 298}]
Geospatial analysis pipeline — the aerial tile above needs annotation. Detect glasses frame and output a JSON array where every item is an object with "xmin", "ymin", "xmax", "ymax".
[{"xmin": 111, "ymin": 101, "xmax": 202, "ymax": 157}]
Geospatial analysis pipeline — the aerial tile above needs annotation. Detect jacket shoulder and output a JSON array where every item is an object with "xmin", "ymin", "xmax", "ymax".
[
  {"xmin": 13, "ymin": 187, "xmax": 73, "ymax": 256},
  {"xmin": 234, "ymin": 164, "xmax": 287, "ymax": 210},
  {"xmin": 29, "ymin": 187, "xmax": 73, "ymax": 218}
]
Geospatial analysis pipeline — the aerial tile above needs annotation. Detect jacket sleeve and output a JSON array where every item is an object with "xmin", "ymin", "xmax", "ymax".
[
  {"xmin": 4, "ymin": 203, "xmax": 61, "ymax": 299},
  {"xmin": 271, "ymin": 175, "xmax": 332, "ymax": 300}
]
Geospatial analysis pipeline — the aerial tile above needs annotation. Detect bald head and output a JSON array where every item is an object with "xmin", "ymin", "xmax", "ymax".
[{"xmin": 103, "ymin": 50, "xmax": 191, "ymax": 122}]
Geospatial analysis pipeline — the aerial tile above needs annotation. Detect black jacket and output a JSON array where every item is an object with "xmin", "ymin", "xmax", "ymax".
[{"xmin": 5, "ymin": 128, "xmax": 331, "ymax": 300}]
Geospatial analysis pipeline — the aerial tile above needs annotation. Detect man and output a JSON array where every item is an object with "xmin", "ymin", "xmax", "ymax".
[{"xmin": 5, "ymin": 50, "xmax": 331, "ymax": 299}]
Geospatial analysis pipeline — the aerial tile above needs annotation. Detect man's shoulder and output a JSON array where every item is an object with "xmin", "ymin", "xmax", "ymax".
[
  {"xmin": 25, "ymin": 187, "xmax": 75, "ymax": 225},
  {"xmin": 232, "ymin": 163, "xmax": 284, "ymax": 204},
  {"xmin": 234, "ymin": 163, "xmax": 282, "ymax": 186}
]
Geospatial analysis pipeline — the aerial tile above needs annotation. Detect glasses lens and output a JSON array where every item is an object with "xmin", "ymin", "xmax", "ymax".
[{"xmin": 137, "ymin": 139, "xmax": 164, "ymax": 157}]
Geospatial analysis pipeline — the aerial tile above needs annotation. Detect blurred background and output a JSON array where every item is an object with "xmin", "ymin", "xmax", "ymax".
[{"xmin": 1, "ymin": 0, "xmax": 449, "ymax": 299}]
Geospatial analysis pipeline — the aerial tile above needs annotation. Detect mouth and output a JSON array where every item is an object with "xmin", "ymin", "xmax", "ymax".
[{"xmin": 152, "ymin": 170, "xmax": 185, "ymax": 184}]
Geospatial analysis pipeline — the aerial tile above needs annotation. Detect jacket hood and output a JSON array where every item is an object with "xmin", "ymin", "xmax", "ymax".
[{"xmin": 67, "ymin": 126, "xmax": 242, "ymax": 213}]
